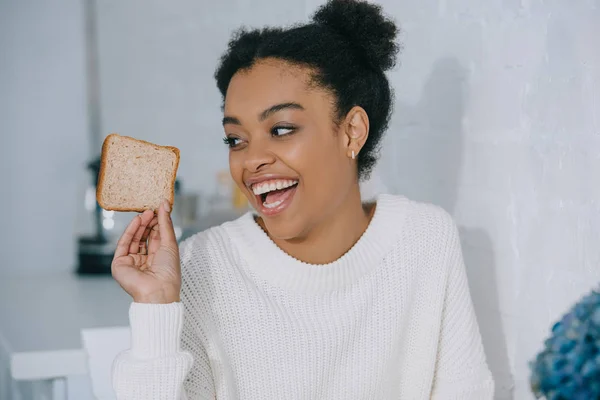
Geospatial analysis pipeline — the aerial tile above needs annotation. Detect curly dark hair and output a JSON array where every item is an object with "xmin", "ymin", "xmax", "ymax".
[{"xmin": 214, "ymin": 0, "xmax": 400, "ymax": 180}]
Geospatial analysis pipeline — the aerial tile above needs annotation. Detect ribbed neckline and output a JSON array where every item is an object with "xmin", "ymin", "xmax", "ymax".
[{"xmin": 222, "ymin": 194, "xmax": 410, "ymax": 293}]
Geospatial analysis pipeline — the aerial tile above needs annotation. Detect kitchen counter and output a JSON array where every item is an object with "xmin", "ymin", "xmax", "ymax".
[{"xmin": 0, "ymin": 272, "xmax": 131, "ymax": 381}]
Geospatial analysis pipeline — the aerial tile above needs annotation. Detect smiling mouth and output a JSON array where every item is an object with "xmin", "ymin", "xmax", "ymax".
[{"xmin": 251, "ymin": 179, "xmax": 299, "ymax": 209}]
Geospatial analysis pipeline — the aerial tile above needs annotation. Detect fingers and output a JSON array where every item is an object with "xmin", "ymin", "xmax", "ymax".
[
  {"xmin": 147, "ymin": 223, "xmax": 161, "ymax": 255},
  {"xmin": 141, "ymin": 216, "xmax": 158, "ymax": 243},
  {"xmin": 115, "ymin": 203, "xmax": 172, "ymax": 261},
  {"xmin": 157, "ymin": 199, "xmax": 177, "ymax": 246},
  {"xmin": 143, "ymin": 253, "xmax": 155, "ymax": 271},
  {"xmin": 114, "ymin": 213, "xmax": 143, "ymax": 258},
  {"xmin": 138, "ymin": 216, "xmax": 158, "ymax": 255},
  {"xmin": 128, "ymin": 253, "xmax": 146, "ymax": 267},
  {"xmin": 129, "ymin": 210, "xmax": 154, "ymax": 254}
]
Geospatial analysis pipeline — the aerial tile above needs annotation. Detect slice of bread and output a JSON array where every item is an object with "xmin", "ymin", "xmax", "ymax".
[{"xmin": 96, "ymin": 133, "xmax": 180, "ymax": 212}]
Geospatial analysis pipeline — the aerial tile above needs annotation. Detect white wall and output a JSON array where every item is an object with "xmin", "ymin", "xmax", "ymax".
[
  {"xmin": 2, "ymin": 0, "xmax": 598, "ymax": 398},
  {"xmin": 0, "ymin": 0, "xmax": 89, "ymax": 277}
]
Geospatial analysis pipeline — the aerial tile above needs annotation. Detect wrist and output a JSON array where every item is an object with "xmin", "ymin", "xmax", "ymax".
[{"xmin": 133, "ymin": 287, "xmax": 180, "ymax": 304}]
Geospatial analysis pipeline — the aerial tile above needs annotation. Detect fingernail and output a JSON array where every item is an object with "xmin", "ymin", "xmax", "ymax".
[{"xmin": 163, "ymin": 199, "xmax": 171, "ymax": 213}]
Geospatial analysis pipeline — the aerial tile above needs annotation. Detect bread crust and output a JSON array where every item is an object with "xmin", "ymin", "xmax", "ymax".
[{"xmin": 96, "ymin": 133, "xmax": 180, "ymax": 213}]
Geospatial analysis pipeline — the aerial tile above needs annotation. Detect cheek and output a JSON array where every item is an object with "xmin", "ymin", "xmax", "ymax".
[
  {"xmin": 281, "ymin": 134, "xmax": 332, "ymax": 176},
  {"xmin": 291, "ymin": 132, "xmax": 347, "ymax": 185}
]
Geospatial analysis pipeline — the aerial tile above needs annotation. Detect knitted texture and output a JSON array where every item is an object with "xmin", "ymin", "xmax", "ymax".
[{"xmin": 112, "ymin": 194, "xmax": 494, "ymax": 399}]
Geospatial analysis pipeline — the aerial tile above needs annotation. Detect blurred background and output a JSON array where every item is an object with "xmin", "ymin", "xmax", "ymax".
[{"xmin": 0, "ymin": 0, "xmax": 599, "ymax": 399}]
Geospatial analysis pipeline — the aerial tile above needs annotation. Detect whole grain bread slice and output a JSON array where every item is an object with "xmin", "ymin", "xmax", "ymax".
[{"xmin": 96, "ymin": 133, "xmax": 180, "ymax": 212}]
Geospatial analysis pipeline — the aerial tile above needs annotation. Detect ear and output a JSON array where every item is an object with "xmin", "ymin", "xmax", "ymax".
[{"xmin": 342, "ymin": 106, "xmax": 369, "ymax": 159}]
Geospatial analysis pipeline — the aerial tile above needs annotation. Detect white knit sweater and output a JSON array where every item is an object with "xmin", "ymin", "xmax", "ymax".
[{"xmin": 112, "ymin": 194, "xmax": 494, "ymax": 399}]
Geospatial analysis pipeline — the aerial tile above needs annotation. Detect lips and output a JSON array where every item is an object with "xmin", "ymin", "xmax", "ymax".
[
  {"xmin": 251, "ymin": 179, "xmax": 298, "ymax": 197},
  {"xmin": 246, "ymin": 177, "xmax": 299, "ymax": 217}
]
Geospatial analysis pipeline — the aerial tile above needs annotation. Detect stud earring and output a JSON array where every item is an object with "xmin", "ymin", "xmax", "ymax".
[{"xmin": 351, "ymin": 150, "xmax": 356, "ymax": 160}]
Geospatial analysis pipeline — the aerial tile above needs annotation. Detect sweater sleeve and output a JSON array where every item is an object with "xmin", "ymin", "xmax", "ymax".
[
  {"xmin": 430, "ymin": 221, "xmax": 495, "ymax": 399},
  {"xmin": 111, "ymin": 302, "xmax": 216, "ymax": 399},
  {"xmin": 111, "ymin": 302, "xmax": 191, "ymax": 399}
]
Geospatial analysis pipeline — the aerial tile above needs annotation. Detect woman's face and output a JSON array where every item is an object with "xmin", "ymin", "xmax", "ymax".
[{"xmin": 223, "ymin": 58, "xmax": 360, "ymax": 240}]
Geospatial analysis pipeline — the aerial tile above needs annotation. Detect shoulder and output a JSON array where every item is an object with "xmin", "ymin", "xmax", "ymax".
[
  {"xmin": 178, "ymin": 213, "xmax": 252, "ymax": 283},
  {"xmin": 381, "ymin": 194, "xmax": 460, "ymax": 265},
  {"xmin": 379, "ymin": 194, "xmax": 457, "ymax": 237},
  {"xmin": 404, "ymin": 197, "xmax": 457, "ymax": 239}
]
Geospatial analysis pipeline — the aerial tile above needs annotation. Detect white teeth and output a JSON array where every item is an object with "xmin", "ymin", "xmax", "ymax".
[
  {"xmin": 263, "ymin": 199, "xmax": 283, "ymax": 209},
  {"xmin": 251, "ymin": 179, "xmax": 298, "ymax": 196}
]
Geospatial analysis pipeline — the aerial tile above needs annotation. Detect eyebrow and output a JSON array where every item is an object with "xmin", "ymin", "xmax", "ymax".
[{"xmin": 222, "ymin": 102, "xmax": 305, "ymax": 126}]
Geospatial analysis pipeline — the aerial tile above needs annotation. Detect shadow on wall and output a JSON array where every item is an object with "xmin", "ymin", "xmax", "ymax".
[{"xmin": 392, "ymin": 57, "xmax": 514, "ymax": 399}]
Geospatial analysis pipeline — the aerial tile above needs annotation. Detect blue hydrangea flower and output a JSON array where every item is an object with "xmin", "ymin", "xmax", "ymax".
[{"xmin": 530, "ymin": 289, "xmax": 600, "ymax": 399}]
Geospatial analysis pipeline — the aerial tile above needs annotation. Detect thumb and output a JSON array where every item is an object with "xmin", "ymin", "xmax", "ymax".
[{"xmin": 157, "ymin": 199, "xmax": 177, "ymax": 247}]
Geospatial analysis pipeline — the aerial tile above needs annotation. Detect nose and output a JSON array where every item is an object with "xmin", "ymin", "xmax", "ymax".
[{"xmin": 243, "ymin": 141, "xmax": 276, "ymax": 173}]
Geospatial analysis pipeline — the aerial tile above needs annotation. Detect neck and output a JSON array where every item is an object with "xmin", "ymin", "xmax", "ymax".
[{"xmin": 270, "ymin": 186, "xmax": 374, "ymax": 265}]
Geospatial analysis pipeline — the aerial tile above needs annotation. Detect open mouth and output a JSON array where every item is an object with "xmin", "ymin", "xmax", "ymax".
[{"xmin": 251, "ymin": 179, "xmax": 299, "ymax": 211}]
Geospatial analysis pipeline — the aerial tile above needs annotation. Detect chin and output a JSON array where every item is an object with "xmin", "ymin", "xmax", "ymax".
[{"xmin": 260, "ymin": 213, "xmax": 307, "ymax": 241}]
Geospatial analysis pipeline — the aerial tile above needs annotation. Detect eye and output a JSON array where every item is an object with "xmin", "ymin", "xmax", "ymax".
[
  {"xmin": 271, "ymin": 126, "xmax": 295, "ymax": 137},
  {"xmin": 223, "ymin": 136, "xmax": 242, "ymax": 148}
]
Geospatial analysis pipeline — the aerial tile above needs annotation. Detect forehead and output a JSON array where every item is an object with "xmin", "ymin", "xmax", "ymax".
[{"xmin": 224, "ymin": 58, "xmax": 326, "ymax": 115}]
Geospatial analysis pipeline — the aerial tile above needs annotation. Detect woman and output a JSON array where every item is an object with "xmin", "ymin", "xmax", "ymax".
[{"xmin": 111, "ymin": 1, "xmax": 494, "ymax": 398}]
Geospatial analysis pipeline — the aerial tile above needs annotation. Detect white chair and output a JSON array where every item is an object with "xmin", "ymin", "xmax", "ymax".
[{"xmin": 81, "ymin": 327, "xmax": 131, "ymax": 400}]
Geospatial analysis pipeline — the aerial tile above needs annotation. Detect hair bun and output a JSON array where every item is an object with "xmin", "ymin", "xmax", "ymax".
[{"xmin": 312, "ymin": 0, "xmax": 399, "ymax": 71}]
